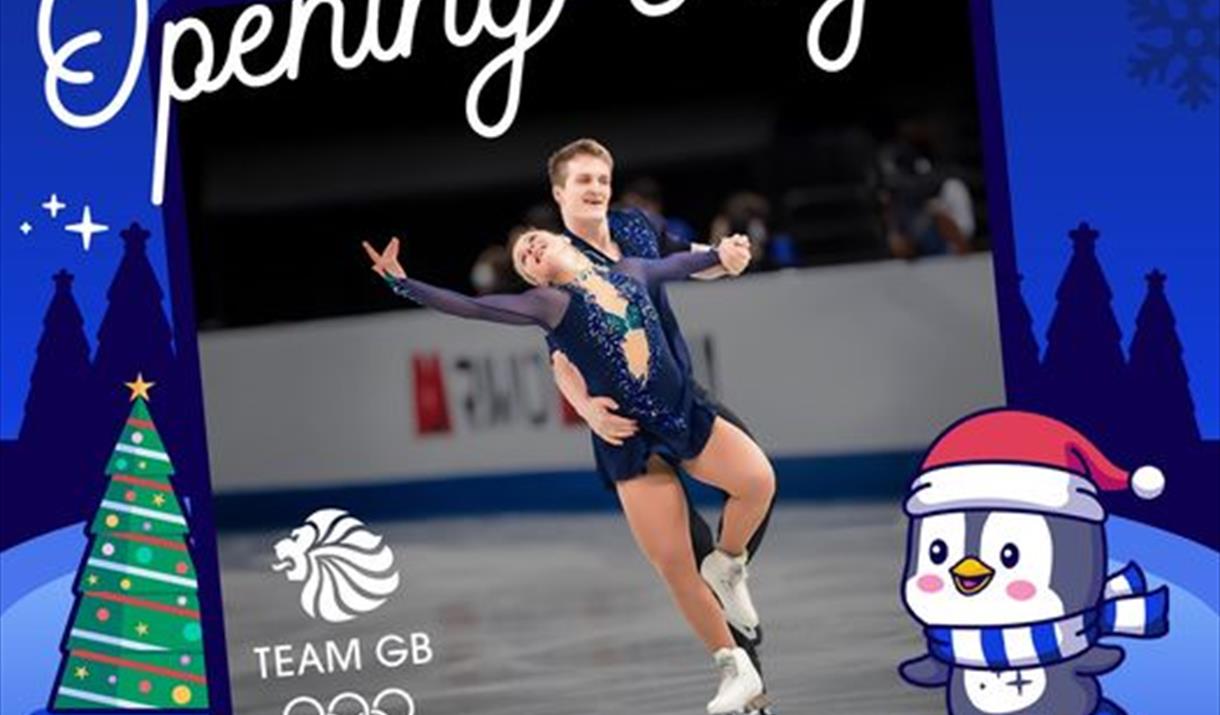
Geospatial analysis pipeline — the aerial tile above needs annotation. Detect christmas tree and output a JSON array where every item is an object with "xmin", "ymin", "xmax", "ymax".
[
  {"xmin": 90, "ymin": 223, "xmax": 179, "ymax": 498},
  {"xmin": 50, "ymin": 376, "xmax": 209, "ymax": 711},
  {"xmin": 1127, "ymin": 270, "xmax": 1201, "ymax": 452},
  {"xmin": 4, "ymin": 270, "xmax": 99, "ymax": 548},
  {"xmin": 20, "ymin": 270, "xmax": 94, "ymax": 445},
  {"xmin": 998, "ymin": 272, "xmax": 1043, "ymax": 410},
  {"xmin": 1040, "ymin": 222, "xmax": 1127, "ymax": 450}
]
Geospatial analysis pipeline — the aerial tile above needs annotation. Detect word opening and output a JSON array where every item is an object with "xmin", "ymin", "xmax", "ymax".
[{"xmin": 39, "ymin": 0, "xmax": 867, "ymax": 206}]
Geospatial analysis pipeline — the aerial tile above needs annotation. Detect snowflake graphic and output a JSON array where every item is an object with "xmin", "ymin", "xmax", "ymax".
[{"xmin": 1128, "ymin": 0, "xmax": 1220, "ymax": 108}]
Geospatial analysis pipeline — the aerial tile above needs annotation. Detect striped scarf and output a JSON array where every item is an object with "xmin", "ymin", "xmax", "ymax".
[{"xmin": 925, "ymin": 562, "xmax": 1168, "ymax": 669}]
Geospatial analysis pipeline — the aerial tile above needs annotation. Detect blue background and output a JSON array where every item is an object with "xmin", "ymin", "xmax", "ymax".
[
  {"xmin": 992, "ymin": 0, "xmax": 1219, "ymax": 437},
  {"xmin": 1, "ymin": 0, "xmax": 1217, "ymax": 712},
  {"xmin": 1, "ymin": 0, "xmax": 173, "ymax": 439}
]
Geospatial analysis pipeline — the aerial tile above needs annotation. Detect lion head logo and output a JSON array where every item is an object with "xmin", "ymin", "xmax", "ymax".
[{"xmin": 272, "ymin": 508, "xmax": 400, "ymax": 623}]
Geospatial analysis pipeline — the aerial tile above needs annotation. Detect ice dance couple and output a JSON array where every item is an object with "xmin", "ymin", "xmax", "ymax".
[{"xmin": 363, "ymin": 139, "xmax": 778, "ymax": 714}]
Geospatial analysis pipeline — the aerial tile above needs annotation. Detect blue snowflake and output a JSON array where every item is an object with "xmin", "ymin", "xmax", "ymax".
[{"xmin": 1128, "ymin": 0, "xmax": 1220, "ymax": 109}]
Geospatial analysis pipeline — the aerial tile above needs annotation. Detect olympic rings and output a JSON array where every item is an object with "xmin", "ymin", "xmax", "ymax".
[{"xmin": 282, "ymin": 687, "xmax": 416, "ymax": 715}]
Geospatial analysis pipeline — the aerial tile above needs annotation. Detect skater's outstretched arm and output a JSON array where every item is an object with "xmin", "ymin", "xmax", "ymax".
[
  {"xmin": 898, "ymin": 654, "xmax": 951, "ymax": 688},
  {"xmin": 364, "ymin": 238, "xmax": 565, "ymax": 328},
  {"xmin": 626, "ymin": 247, "xmax": 731, "ymax": 286}
]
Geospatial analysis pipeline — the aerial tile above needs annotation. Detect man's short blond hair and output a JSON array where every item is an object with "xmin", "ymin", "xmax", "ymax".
[{"xmin": 547, "ymin": 138, "xmax": 614, "ymax": 187}]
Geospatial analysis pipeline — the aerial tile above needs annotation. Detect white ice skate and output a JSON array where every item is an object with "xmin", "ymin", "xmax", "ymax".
[
  {"xmin": 701, "ymin": 549, "xmax": 760, "ymax": 640},
  {"xmin": 707, "ymin": 647, "xmax": 768, "ymax": 714}
]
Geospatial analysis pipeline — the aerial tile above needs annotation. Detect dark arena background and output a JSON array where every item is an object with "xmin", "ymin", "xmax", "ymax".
[
  {"xmin": 177, "ymin": 0, "xmax": 987, "ymax": 327},
  {"xmin": 178, "ymin": 2, "xmax": 1003, "ymax": 713}
]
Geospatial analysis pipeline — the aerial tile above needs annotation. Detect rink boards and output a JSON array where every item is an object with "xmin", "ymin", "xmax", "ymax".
[{"xmin": 199, "ymin": 255, "xmax": 1004, "ymax": 508}]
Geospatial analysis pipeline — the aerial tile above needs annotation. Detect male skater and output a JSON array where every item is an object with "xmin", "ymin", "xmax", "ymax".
[{"xmin": 539, "ymin": 138, "xmax": 776, "ymax": 689}]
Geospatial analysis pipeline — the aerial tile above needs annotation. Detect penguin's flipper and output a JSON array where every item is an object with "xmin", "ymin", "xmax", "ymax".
[
  {"xmin": 1072, "ymin": 645, "xmax": 1126, "ymax": 676},
  {"xmin": 899, "ymin": 654, "xmax": 951, "ymax": 687},
  {"xmin": 1094, "ymin": 697, "xmax": 1128, "ymax": 715}
]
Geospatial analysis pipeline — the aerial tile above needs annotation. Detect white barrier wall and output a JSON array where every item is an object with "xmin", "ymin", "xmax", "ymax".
[{"xmin": 200, "ymin": 255, "xmax": 1004, "ymax": 493}]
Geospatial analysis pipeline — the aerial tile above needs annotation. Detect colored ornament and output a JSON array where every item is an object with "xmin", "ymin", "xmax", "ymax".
[
  {"xmin": 101, "ymin": 542, "xmax": 115, "ymax": 556},
  {"xmin": 104, "ymin": 514, "xmax": 119, "ymax": 528},
  {"xmin": 172, "ymin": 685, "xmax": 193, "ymax": 705},
  {"xmin": 96, "ymin": 607, "xmax": 110, "ymax": 622},
  {"xmin": 135, "ymin": 546, "xmax": 154, "ymax": 564}
]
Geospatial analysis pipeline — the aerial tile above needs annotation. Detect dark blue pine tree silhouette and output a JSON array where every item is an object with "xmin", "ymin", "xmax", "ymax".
[
  {"xmin": 20, "ymin": 270, "xmax": 94, "ymax": 444},
  {"xmin": 90, "ymin": 222, "xmax": 179, "ymax": 474},
  {"xmin": 1, "ymin": 270, "xmax": 101, "ymax": 548},
  {"xmin": 1127, "ymin": 270, "xmax": 1201, "ymax": 454},
  {"xmin": 999, "ymin": 272, "xmax": 1043, "ymax": 409},
  {"xmin": 1040, "ymin": 222, "xmax": 1127, "ymax": 450},
  {"xmin": 1112, "ymin": 268, "xmax": 1217, "ymax": 548}
]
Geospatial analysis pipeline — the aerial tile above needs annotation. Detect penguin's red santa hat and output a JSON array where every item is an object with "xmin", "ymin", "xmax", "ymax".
[{"xmin": 905, "ymin": 409, "xmax": 1165, "ymax": 522}]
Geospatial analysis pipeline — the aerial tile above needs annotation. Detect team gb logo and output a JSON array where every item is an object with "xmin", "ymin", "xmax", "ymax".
[{"xmin": 272, "ymin": 508, "xmax": 401, "ymax": 623}]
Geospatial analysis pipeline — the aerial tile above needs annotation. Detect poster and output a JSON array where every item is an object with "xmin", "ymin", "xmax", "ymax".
[{"xmin": 2, "ymin": 1, "xmax": 1217, "ymax": 713}]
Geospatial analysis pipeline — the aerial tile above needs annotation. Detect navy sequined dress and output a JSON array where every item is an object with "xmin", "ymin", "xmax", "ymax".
[
  {"xmin": 552, "ymin": 208, "xmax": 699, "ymax": 382},
  {"xmin": 385, "ymin": 250, "xmax": 721, "ymax": 487}
]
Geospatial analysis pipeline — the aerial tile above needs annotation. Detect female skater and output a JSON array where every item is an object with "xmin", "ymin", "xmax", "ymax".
[{"xmin": 363, "ymin": 232, "xmax": 776, "ymax": 714}]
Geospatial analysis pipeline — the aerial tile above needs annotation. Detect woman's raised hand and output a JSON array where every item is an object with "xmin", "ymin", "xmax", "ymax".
[{"xmin": 363, "ymin": 237, "xmax": 407, "ymax": 279}]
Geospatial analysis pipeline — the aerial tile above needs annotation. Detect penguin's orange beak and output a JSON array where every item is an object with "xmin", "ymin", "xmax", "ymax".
[{"xmin": 950, "ymin": 557, "xmax": 994, "ymax": 596}]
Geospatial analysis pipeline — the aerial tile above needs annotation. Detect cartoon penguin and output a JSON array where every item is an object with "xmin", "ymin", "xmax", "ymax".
[{"xmin": 898, "ymin": 409, "xmax": 1169, "ymax": 715}]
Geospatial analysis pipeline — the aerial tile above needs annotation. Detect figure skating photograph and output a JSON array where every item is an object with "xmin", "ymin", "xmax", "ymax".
[
  {"xmin": 170, "ymin": 4, "xmax": 1016, "ymax": 713},
  {"xmin": 363, "ymin": 223, "xmax": 772, "ymax": 713}
]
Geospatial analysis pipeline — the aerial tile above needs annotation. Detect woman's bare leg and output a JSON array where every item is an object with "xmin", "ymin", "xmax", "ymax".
[
  {"xmin": 682, "ymin": 417, "xmax": 776, "ymax": 557},
  {"xmin": 616, "ymin": 460, "xmax": 735, "ymax": 652}
]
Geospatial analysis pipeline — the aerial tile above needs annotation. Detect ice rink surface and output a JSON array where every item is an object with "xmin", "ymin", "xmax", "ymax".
[{"xmin": 219, "ymin": 503, "xmax": 944, "ymax": 715}]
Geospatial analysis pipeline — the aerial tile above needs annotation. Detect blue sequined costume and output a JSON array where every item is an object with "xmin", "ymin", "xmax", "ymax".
[
  {"xmin": 384, "ymin": 249, "xmax": 722, "ymax": 486},
  {"xmin": 550, "ymin": 208, "xmax": 698, "ymax": 379}
]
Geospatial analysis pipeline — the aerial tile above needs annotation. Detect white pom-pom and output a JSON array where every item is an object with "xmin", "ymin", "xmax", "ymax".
[{"xmin": 1131, "ymin": 465, "xmax": 1165, "ymax": 499}]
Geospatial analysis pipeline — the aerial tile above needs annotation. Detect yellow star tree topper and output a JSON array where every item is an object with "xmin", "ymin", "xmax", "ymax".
[{"xmin": 124, "ymin": 373, "xmax": 155, "ymax": 401}]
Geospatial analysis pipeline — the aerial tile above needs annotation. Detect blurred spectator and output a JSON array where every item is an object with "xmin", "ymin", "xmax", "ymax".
[
  {"xmin": 709, "ymin": 192, "xmax": 798, "ymax": 271},
  {"xmin": 470, "ymin": 243, "xmax": 518, "ymax": 295},
  {"xmin": 877, "ymin": 122, "xmax": 976, "ymax": 258},
  {"xmin": 618, "ymin": 176, "xmax": 698, "ymax": 245}
]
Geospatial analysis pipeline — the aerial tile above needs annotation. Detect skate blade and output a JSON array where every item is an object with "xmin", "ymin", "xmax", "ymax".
[{"xmin": 733, "ymin": 693, "xmax": 773, "ymax": 714}]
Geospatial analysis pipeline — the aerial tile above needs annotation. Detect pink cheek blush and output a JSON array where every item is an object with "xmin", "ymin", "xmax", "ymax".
[
  {"xmin": 917, "ymin": 574, "xmax": 944, "ymax": 593},
  {"xmin": 1007, "ymin": 580, "xmax": 1037, "ymax": 601}
]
